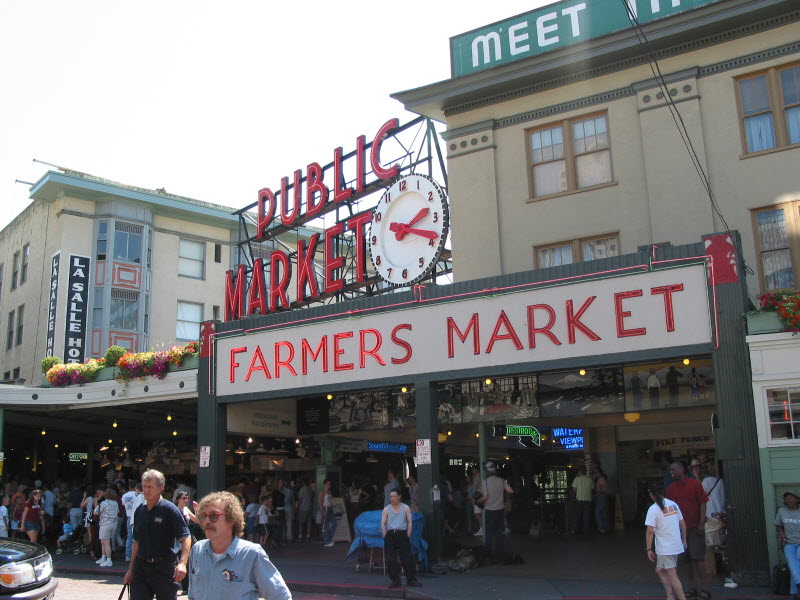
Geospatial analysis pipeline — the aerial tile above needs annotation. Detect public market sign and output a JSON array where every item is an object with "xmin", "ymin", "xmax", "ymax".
[
  {"xmin": 450, "ymin": 0, "xmax": 721, "ymax": 77},
  {"xmin": 216, "ymin": 264, "xmax": 712, "ymax": 397}
]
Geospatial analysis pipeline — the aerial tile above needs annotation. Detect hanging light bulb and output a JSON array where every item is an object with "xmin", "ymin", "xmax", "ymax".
[
  {"xmin": 41, "ymin": 430, "xmax": 46, "ymax": 436},
  {"xmin": 108, "ymin": 439, "xmax": 113, "ymax": 444},
  {"xmin": 579, "ymin": 369, "xmax": 586, "ymax": 376},
  {"xmin": 113, "ymin": 421, "xmax": 118, "ymax": 428},
  {"xmin": 683, "ymin": 358, "xmax": 691, "ymax": 365},
  {"xmin": 447, "ymin": 431, "xmax": 452, "ymax": 436},
  {"xmin": 295, "ymin": 438, "xmax": 301, "ymax": 445},
  {"xmin": 172, "ymin": 430, "xmax": 177, "ymax": 436},
  {"xmin": 123, "ymin": 446, "xmax": 128, "ymax": 452},
  {"xmin": 485, "ymin": 378, "xmax": 492, "ymax": 385},
  {"xmin": 475, "ymin": 432, "xmax": 480, "ymax": 438},
  {"xmin": 167, "ymin": 413, "xmax": 172, "ymax": 421},
  {"xmin": 326, "ymin": 394, "xmax": 333, "ymax": 400},
  {"xmin": 247, "ymin": 437, "xmax": 253, "ymax": 445},
  {"xmin": 54, "ymin": 444, "xmax": 59, "ymax": 448},
  {"xmin": 401, "ymin": 387, "xmax": 407, "ymax": 393}
]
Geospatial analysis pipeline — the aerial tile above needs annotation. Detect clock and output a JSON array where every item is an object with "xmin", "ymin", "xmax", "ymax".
[{"xmin": 369, "ymin": 173, "xmax": 449, "ymax": 286}]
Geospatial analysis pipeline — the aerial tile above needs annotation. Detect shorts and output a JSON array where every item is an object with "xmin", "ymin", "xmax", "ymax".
[
  {"xmin": 99, "ymin": 523, "xmax": 115, "ymax": 540},
  {"xmin": 24, "ymin": 521, "xmax": 41, "ymax": 533},
  {"xmin": 256, "ymin": 524, "xmax": 267, "ymax": 535},
  {"xmin": 473, "ymin": 504, "xmax": 481, "ymax": 515},
  {"xmin": 246, "ymin": 516, "xmax": 256, "ymax": 535},
  {"xmin": 657, "ymin": 554, "xmax": 680, "ymax": 569},
  {"xmin": 682, "ymin": 529, "xmax": 706, "ymax": 561}
]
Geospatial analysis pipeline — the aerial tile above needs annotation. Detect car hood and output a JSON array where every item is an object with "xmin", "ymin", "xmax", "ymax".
[{"xmin": 0, "ymin": 539, "xmax": 45, "ymax": 565}]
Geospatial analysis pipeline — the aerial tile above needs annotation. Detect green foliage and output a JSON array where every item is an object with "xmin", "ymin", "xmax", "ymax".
[
  {"xmin": 41, "ymin": 355, "xmax": 61, "ymax": 374},
  {"xmin": 103, "ymin": 345, "xmax": 127, "ymax": 366}
]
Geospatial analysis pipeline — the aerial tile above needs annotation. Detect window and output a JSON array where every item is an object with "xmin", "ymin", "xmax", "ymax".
[
  {"xmin": 114, "ymin": 222, "xmax": 143, "ymax": 263},
  {"xmin": 737, "ymin": 63, "xmax": 800, "ymax": 154},
  {"xmin": 212, "ymin": 305, "xmax": 220, "ymax": 321},
  {"xmin": 92, "ymin": 288, "xmax": 104, "ymax": 329},
  {"xmin": 11, "ymin": 251, "xmax": 19, "ymax": 290},
  {"xmin": 528, "ymin": 112, "xmax": 613, "ymax": 198},
  {"xmin": 178, "ymin": 239, "xmax": 205, "ymax": 279},
  {"xmin": 2, "ymin": 372, "xmax": 8, "ymax": 381},
  {"xmin": 110, "ymin": 289, "xmax": 139, "ymax": 330},
  {"xmin": 176, "ymin": 301, "xmax": 203, "ymax": 341},
  {"xmin": 6, "ymin": 310, "xmax": 14, "ymax": 350},
  {"xmin": 752, "ymin": 203, "xmax": 800, "ymax": 291},
  {"xmin": 20, "ymin": 244, "xmax": 29, "ymax": 284},
  {"xmin": 97, "ymin": 221, "xmax": 108, "ymax": 260},
  {"xmin": 0, "ymin": 263, "xmax": 4, "ymax": 297},
  {"xmin": 15, "ymin": 305, "xmax": 23, "ymax": 346},
  {"xmin": 214, "ymin": 244, "xmax": 222, "ymax": 263},
  {"xmin": 11, "ymin": 368, "xmax": 19, "ymax": 381},
  {"xmin": 766, "ymin": 386, "xmax": 800, "ymax": 440},
  {"xmin": 536, "ymin": 234, "xmax": 619, "ymax": 268}
]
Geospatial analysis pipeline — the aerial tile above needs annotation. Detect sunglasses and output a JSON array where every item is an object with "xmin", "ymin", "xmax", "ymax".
[{"xmin": 200, "ymin": 510, "xmax": 224, "ymax": 523}]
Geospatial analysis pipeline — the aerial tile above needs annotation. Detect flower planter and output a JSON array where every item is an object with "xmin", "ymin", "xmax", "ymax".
[
  {"xmin": 172, "ymin": 354, "xmax": 199, "ymax": 371},
  {"xmin": 41, "ymin": 375, "xmax": 51, "ymax": 388},
  {"xmin": 745, "ymin": 311, "xmax": 784, "ymax": 335},
  {"xmin": 94, "ymin": 366, "xmax": 118, "ymax": 381}
]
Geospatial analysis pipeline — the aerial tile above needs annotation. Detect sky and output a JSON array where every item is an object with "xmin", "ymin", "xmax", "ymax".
[{"xmin": 0, "ymin": 1, "xmax": 548, "ymax": 232}]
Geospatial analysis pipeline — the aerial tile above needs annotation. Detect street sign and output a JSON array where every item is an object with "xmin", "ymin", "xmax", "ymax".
[{"xmin": 416, "ymin": 439, "xmax": 432, "ymax": 465}]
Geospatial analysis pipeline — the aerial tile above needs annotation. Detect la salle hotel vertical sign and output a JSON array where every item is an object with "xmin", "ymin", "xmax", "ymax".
[
  {"xmin": 45, "ymin": 252, "xmax": 60, "ymax": 357},
  {"xmin": 64, "ymin": 255, "xmax": 90, "ymax": 364}
]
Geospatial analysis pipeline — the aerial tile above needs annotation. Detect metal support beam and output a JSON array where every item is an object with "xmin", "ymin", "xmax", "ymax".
[
  {"xmin": 197, "ymin": 339, "xmax": 226, "ymax": 498},
  {"xmin": 414, "ymin": 379, "xmax": 441, "ymax": 564}
]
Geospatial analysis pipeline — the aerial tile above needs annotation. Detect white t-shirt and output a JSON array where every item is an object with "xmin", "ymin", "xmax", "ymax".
[
  {"xmin": 245, "ymin": 503, "xmax": 260, "ymax": 519},
  {"xmin": 257, "ymin": 504, "xmax": 271, "ymax": 525},
  {"xmin": 0, "ymin": 505, "xmax": 8, "ymax": 536},
  {"xmin": 122, "ymin": 491, "xmax": 137, "ymax": 521},
  {"xmin": 702, "ymin": 477, "xmax": 725, "ymax": 517},
  {"xmin": 129, "ymin": 492, "xmax": 145, "ymax": 527},
  {"xmin": 645, "ymin": 498, "xmax": 685, "ymax": 556}
]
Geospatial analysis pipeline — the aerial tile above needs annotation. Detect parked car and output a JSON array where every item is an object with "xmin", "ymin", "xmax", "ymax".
[{"xmin": 0, "ymin": 538, "xmax": 57, "ymax": 599}]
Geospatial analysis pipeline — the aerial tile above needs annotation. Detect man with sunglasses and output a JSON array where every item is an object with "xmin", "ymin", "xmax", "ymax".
[
  {"xmin": 188, "ymin": 491, "xmax": 291, "ymax": 600},
  {"xmin": 124, "ymin": 469, "xmax": 191, "ymax": 600}
]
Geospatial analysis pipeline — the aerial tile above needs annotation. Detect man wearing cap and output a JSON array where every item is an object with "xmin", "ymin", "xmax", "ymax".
[
  {"xmin": 666, "ymin": 462, "xmax": 710, "ymax": 600},
  {"xmin": 124, "ymin": 469, "xmax": 190, "ymax": 600},
  {"xmin": 775, "ymin": 490, "xmax": 800, "ymax": 600},
  {"xmin": 480, "ymin": 461, "xmax": 513, "ymax": 562}
]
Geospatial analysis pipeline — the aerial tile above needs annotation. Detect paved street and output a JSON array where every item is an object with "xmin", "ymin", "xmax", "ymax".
[{"xmin": 51, "ymin": 573, "xmax": 383, "ymax": 600}]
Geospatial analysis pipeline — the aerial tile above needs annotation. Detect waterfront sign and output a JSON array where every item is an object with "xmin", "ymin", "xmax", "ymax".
[
  {"xmin": 552, "ymin": 427, "xmax": 585, "ymax": 450},
  {"xmin": 450, "ymin": 0, "xmax": 721, "ymax": 77},
  {"xmin": 216, "ymin": 264, "xmax": 712, "ymax": 397}
]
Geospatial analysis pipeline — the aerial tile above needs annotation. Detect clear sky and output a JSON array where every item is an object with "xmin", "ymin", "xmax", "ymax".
[{"xmin": 0, "ymin": 1, "xmax": 546, "ymax": 231}]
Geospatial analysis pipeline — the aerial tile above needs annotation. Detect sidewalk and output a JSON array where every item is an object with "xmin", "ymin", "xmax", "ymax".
[{"xmin": 50, "ymin": 538, "xmax": 778, "ymax": 600}]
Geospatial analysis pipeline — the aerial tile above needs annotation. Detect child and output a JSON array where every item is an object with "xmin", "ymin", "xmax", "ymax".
[
  {"xmin": 244, "ymin": 496, "xmax": 260, "ymax": 543},
  {"xmin": 645, "ymin": 483, "xmax": 688, "ymax": 600},
  {"xmin": 57, "ymin": 514, "xmax": 74, "ymax": 549},
  {"xmin": 256, "ymin": 495, "xmax": 273, "ymax": 548}
]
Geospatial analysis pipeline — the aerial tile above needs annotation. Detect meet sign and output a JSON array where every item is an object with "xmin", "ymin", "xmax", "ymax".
[
  {"xmin": 216, "ymin": 264, "xmax": 712, "ymax": 397},
  {"xmin": 450, "ymin": 0, "xmax": 721, "ymax": 77}
]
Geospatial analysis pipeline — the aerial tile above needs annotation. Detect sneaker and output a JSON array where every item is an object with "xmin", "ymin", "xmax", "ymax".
[
  {"xmin": 504, "ymin": 528, "xmax": 511, "ymax": 534},
  {"xmin": 324, "ymin": 542, "xmax": 335, "ymax": 547},
  {"xmin": 473, "ymin": 529, "xmax": 484, "ymax": 536},
  {"xmin": 104, "ymin": 559, "xmax": 113, "ymax": 567},
  {"xmin": 125, "ymin": 557, "xmax": 131, "ymax": 562},
  {"xmin": 96, "ymin": 557, "xmax": 106, "ymax": 564}
]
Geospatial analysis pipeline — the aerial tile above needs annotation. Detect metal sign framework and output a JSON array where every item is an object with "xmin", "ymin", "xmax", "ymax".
[{"xmin": 231, "ymin": 117, "xmax": 451, "ymax": 311}]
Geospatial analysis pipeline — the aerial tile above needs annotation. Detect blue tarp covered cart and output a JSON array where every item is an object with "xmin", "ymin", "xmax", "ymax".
[{"xmin": 346, "ymin": 510, "xmax": 429, "ymax": 571}]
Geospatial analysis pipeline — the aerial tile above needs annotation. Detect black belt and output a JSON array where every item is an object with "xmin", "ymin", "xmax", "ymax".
[
  {"xmin": 386, "ymin": 529, "xmax": 407, "ymax": 534},
  {"xmin": 139, "ymin": 556, "xmax": 174, "ymax": 564}
]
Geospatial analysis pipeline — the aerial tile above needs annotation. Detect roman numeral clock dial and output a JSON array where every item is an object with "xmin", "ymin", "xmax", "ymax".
[{"xmin": 369, "ymin": 174, "xmax": 449, "ymax": 286}]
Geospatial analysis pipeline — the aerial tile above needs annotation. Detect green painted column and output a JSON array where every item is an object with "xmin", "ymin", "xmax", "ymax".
[
  {"xmin": 414, "ymin": 379, "xmax": 441, "ymax": 564},
  {"xmin": 0, "ymin": 408, "xmax": 4, "ymax": 481},
  {"xmin": 197, "ymin": 330, "xmax": 226, "ymax": 498},
  {"xmin": 315, "ymin": 437, "xmax": 339, "ymax": 495}
]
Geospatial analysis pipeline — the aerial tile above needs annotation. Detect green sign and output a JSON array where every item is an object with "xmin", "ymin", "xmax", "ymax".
[
  {"xmin": 450, "ymin": 0, "xmax": 721, "ymax": 77},
  {"xmin": 68, "ymin": 452, "xmax": 88, "ymax": 462},
  {"xmin": 495, "ymin": 424, "xmax": 541, "ymax": 447}
]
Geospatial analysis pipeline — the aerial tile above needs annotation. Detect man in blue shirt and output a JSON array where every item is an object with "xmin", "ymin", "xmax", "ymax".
[
  {"xmin": 124, "ymin": 469, "xmax": 191, "ymax": 600},
  {"xmin": 188, "ymin": 491, "xmax": 291, "ymax": 600}
]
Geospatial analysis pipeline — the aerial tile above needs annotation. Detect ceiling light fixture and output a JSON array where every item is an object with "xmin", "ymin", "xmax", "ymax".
[
  {"xmin": 401, "ymin": 387, "xmax": 408, "ymax": 393},
  {"xmin": 108, "ymin": 439, "xmax": 113, "ymax": 444},
  {"xmin": 167, "ymin": 413, "xmax": 172, "ymax": 421},
  {"xmin": 485, "ymin": 378, "xmax": 492, "ymax": 385},
  {"xmin": 172, "ymin": 430, "xmax": 177, "ymax": 436},
  {"xmin": 326, "ymin": 394, "xmax": 333, "ymax": 400},
  {"xmin": 579, "ymin": 369, "xmax": 586, "ymax": 376},
  {"xmin": 113, "ymin": 421, "xmax": 118, "ymax": 428},
  {"xmin": 683, "ymin": 358, "xmax": 691, "ymax": 365},
  {"xmin": 41, "ymin": 430, "xmax": 46, "ymax": 436}
]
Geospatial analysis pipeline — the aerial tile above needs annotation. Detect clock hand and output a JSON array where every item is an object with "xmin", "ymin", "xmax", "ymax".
[
  {"xmin": 397, "ymin": 227, "xmax": 438, "ymax": 241},
  {"xmin": 406, "ymin": 208, "xmax": 430, "ymax": 228}
]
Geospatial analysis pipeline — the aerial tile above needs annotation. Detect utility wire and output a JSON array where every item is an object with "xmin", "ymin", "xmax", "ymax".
[{"xmin": 620, "ymin": 0, "xmax": 735, "ymax": 240}]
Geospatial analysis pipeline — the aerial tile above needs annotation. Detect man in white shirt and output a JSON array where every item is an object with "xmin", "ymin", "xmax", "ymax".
[{"xmin": 123, "ymin": 482, "xmax": 144, "ymax": 561}]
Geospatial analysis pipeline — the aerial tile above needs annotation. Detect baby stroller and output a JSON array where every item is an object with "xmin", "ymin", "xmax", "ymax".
[{"xmin": 56, "ymin": 521, "xmax": 88, "ymax": 555}]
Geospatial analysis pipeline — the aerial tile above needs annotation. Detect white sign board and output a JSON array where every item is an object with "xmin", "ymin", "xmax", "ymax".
[
  {"xmin": 227, "ymin": 399, "xmax": 297, "ymax": 436},
  {"xmin": 216, "ymin": 265, "xmax": 711, "ymax": 396},
  {"xmin": 199, "ymin": 446, "xmax": 210, "ymax": 468},
  {"xmin": 416, "ymin": 439, "xmax": 432, "ymax": 465}
]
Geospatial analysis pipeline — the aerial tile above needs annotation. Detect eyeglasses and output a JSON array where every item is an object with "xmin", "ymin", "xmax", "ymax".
[{"xmin": 199, "ymin": 511, "xmax": 224, "ymax": 523}]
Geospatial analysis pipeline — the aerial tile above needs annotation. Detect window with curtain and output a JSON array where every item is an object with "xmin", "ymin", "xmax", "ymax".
[
  {"xmin": 176, "ymin": 301, "xmax": 203, "ymax": 341},
  {"xmin": 738, "ymin": 63, "xmax": 800, "ymax": 154},
  {"xmin": 178, "ymin": 239, "xmax": 205, "ymax": 279},
  {"xmin": 752, "ymin": 203, "xmax": 800, "ymax": 291},
  {"xmin": 528, "ymin": 113, "xmax": 613, "ymax": 199},
  {"xmin": 114, "ymin": 222, "xmax": 143, "ymax": 263},
  {"xmin": 535, "ymin": 234, "xmax": 619, "ymax": 268}
]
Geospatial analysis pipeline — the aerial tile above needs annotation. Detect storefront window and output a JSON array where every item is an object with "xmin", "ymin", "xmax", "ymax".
[
  {"xmin": 538, "ymin": 368, "xmax": 624, "ymax": 417},
  {"xmin": 624, "ymin": 359, "xmax": 714, "ymax": 411},
  {"xmin": 767, "ymin": 386, "xmax": 800, "ymax": 440}
]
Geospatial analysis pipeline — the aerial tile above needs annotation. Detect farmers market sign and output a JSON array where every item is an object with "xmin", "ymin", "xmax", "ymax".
[{"xmin": 450, "ymin": 0, "xmax": 721, "ymax": 77}]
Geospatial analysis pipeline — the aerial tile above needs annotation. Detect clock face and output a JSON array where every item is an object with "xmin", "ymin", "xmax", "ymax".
[{"xmin": 369, "ymin": 173, "xmax": 449, "ymax": 286}]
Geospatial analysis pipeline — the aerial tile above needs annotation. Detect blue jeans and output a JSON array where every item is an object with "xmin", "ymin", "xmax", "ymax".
[
  {"xmin": 786, "ymin": 543, "xmax": 800, "ymax": 594},
  {"xmin": 594, "ymin": 493, "xmax": 608, "ymax": 532},
  {"xmin": 323, "ymin": 511, "xmax": 337, "ymax": 544},
  {"xmin": 484, "ymin": 509, "xmax": 505, "ymax": 559},
  {"xmin": 125, "ymin": 522, "xmax": 133, "ymax": 559}
]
